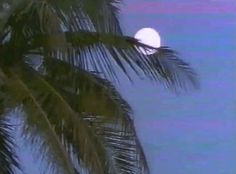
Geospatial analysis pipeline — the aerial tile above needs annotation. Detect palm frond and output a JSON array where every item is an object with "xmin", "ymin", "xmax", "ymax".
[
  {"xmin": 149, "ymin": 47, "xmax": 199, "ymax": 90},
  {"xmin": 76, "ymin": 0, "xmax": 123, "ymax": 34},
  {"xmin": 2, "ymin": 67, "xmax": 76, "ymax": 174},
  {"xmin": 42, "ymin": 59, "xmax": 149, "ymax": 174},
  {"xmin": 0, "ymin": 70, "xmax": 20, "ymax": 174},
  {"xmin": 83, "ymin": 115, "xmax": 149, "ymax": 174},
  {"xmin": 0, "ymin": 0, "xmax": 19, "ymax": 30},
  {"xmin": 42, "ymin": 58, "xmax": 131, "ymax": 119},
  {"xmin": 3, "ymin": 64, "xmax": 119, "ymax": 174},
  {"xmin": 0, "ymin": 1, "xmax": 200, "ymax": 173},
  {"xmin": 42, "ymin": 0, "xmax": 123, "ymax": 34},
  {"xmin": 0, "ymin": 112, "xmax": 19, "ymax": 174},
  {"xmin": 32, "ymin": 31, "xmax": 199, "ymax": 90},
  {"xmin": 5, "ymin": 0, "xmax": 122, "ymax": 35},
  {"xmin": 15, "ymin": 60, "xmax": 150, "ymax": 174},
  {"xmin": 4, "ymin": 1, "xmax": 198, "ymax": 91}
]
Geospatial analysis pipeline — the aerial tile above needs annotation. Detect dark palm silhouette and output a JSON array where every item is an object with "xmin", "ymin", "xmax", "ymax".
[{"xmin": 0, "ymin": 0, "xmax": 198, "ymax": 174}]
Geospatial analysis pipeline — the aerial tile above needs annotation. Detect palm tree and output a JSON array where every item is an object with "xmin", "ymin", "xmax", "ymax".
[{"xmin": 0, "ymin": 0, "xmax": 198, "ymax": 174}]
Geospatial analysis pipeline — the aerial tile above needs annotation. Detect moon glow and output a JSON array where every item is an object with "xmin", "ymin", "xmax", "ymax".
[{"xmin": 134, "ymin": 28, "xmax": 161, "ymax": 55}]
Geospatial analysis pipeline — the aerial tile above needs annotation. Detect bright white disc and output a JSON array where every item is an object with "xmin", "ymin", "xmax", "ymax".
[{"xmin": 134, "ymin": 28, "xmax": 161, "ymax": 55}]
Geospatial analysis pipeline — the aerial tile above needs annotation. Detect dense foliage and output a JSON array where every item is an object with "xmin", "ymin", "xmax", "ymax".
[{"xmin": 0, "ymin": 0, "xmax": 198, "ymax": 174}]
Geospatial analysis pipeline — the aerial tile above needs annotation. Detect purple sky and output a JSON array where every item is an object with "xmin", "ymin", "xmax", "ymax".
[
  {"xmin": 118, "ymin": 0, "xmax": 236, "ymax": 174},
  {"xmin": 122, "ymin": 0, "xmax": 236, "ymax": 14}
]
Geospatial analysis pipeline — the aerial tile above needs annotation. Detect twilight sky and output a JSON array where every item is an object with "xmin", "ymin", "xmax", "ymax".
[
  {"xmin": 17, "ymin": 0, "xmax": 236, "ymax": 174},
  {"xmin": 117, "ymin": 0, "xmax": 236, "ymax": 174},
  {"xmin": 122, "ymin": 0, "xmax": 236, "ymax": 14}
]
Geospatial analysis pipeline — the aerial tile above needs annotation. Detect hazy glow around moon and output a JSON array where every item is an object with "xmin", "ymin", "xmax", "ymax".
[{"xmin": 134, "ymin": 28, "xmax": 161, "ymax": 55}]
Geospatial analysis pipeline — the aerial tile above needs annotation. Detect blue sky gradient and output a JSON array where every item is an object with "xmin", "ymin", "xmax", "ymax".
[{"xmin": 118, "ymin": 0, "xmax": 236, "ymax": 173}]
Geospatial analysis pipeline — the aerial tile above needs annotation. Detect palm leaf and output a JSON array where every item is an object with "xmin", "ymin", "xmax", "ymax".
[
  {"xmin": 0, "ymin": 111, "xmax": 19, "ymax": 174},
  {"xmin": 83, "ymin": 115, "xmax": 149, "ymax": 174},
  {"xmin": 42, "ymin": 59, "xmax": 149, "ymax": 174},
  {"xmin": 31, "ymin": 31, "xmax": 198, "ymax": 90},
  {"xmin": 42, "ymin": 58, "xmax": 131, "ymax": 119},
  {"xmin": 40, "ymin": 0, "xmax": 123, "ymax": 34},
  {"xmin": 76, "ymin": 0, "xmax": 123, "ymax": 34},
  {"xmin": 3, "ymin": 65, "xmax": 121, "ymax": 174},
  {"xmin": 0, "ymin": 1, "xmax": 199, "ymax": 173},
  {"xmin": 19, "ymin": 59, "xmax": 150, "ymax": 173},
  {"xmin": 1, "ymin": 67, "xmax": 76, "ymax": 174},
  {"xmin": 0, "ymin": 70, "xmax": 20, "ymax": 174},
  {"xmin": 3, "ymin": 1, "xmax": 198, "ymax": 90}
]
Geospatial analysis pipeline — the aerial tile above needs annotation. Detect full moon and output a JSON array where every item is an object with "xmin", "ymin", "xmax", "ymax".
[{"xmin": 134, "ymin": 28, "xmax": 161, "ymax": 55}]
